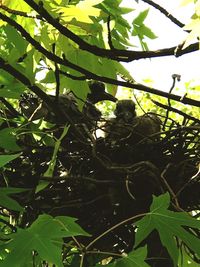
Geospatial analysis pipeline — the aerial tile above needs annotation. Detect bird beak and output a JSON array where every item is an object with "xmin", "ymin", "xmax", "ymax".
[{"xmin": 99, "ymin": 91, "xmax": 117, "ymax": 102}]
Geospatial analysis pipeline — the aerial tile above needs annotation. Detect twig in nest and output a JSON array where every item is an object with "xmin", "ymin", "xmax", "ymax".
[
  {"xmin": 163, "ymin": 74, "xmax": 181, "ymax": 130},
  {"xmin": 160, "ymin": 163, "xmax": 182, "ymax": 210},
  {"xmin": 152, "ymin": 100, "xmax": 200, "ymax": 124},
  {"xmin": 175, "ymin": 163, "xmax": 200, "ymax": 198},
  {"xmin": 125, "ymin": 173, "xmax": 136, "ymax": 200}
]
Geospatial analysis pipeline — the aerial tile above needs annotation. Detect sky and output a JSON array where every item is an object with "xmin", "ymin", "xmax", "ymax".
[{"xmin": 120, "ymin": 0, "xmax": 200, "ymax": 95}]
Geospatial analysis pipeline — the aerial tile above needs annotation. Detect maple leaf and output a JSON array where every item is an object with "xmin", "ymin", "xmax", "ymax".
[
  {"xmin": 134, "ymin": 193, "xmax": 200, "ymax": 266},
  {"xmin": 55, "ymin": 0, "xmax": 103, "ymax": 24},
  {"xmin": 0, "ymin": 215, "xmax": 90, "ymax": 267}
]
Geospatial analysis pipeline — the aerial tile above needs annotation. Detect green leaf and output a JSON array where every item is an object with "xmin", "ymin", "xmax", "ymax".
[
  {"xmin": 0, "ymin": 187, "xmax": 28, "ymax": 211},
  {"xmin": 0, "ymin": 214, "xmax": 88, "ymax": 266},
  {"xmin": 5, "ymin": 0, "xmax": 31, "ymax": 12},
  {"xmin": 7, "ymin": 48, "xmax": 21, "ymax": 64},
  {"xmin": 44, "ymin": 126, "xmax": 69, "ymax": 177},
  {"xmin": 132, "ymin": 24, "xmax": 157, "ymax": 41},
  {"xmin": 0, "ymin": 230, "xmax": 34, "ymax": 267},
  {"xmin": 100, "ymin": 0, "xmax": 132, "ymax": 23},
  {"xmin": 39, "ymin": 70, "xmax": 56, "ymax": 84},
  {"xmin": 2, "ymin": 229, "xmax": 60, "ymax": 267},
  {"xmin": 0, "ymin": 195, "xmax": 23, "ymax": 212},
  {"xmin": 0, "ymin": 86, "xmax": 24, "ymax": 99},
  {"xmin": 99, "ymin": 58, "xmax": 116, "ymax": 79},
  {"xmin": 0, "ymin": 153, "xmax": 21, "ymax": 168},
  {"xmin": 55, "ymin": 216, "xmax": 91, "ymax": 237},
  {"xmin": 31, "ymin": 236, "xmax": 63, "ymax": 266},
  {"xmin": 140, "ymin": 25, "xmax": 157, "ymax": 39},
  {"xmin": 120, "ymin": 7, "xmax": 135, "ymax": 14},
  {"xmin": 29, "ymin": 215, "xmax": 90, "ymax": 238},
  {"xmin": 36, "ymin": 126, "xmax": 70, "ymax": 192},
  {"xmin": 107, "ymin": 82, "xmax": 117, "ymax": 97},
  {"xmin": 40, "ymin": 25, "xmax": 54, "ymax": 51},
  {"xmin": 0, "ymin": 70, "xmax": 14, "ymax": 85},
  {"xmin": 133, "ymin": 9, "xmax": 149, "ymax": 25},
  {"xmin": 0, "ymin": 128, "xmax": 21, "ymax": 152},
  {"xmin": 55, "ymin": 0, "xmax": 103, "ymax": 24},
  {"xmin": 114, "ymin": 62, "xmax": 136, "ymax": 83},
  {"xmin": 102, "ymin": 246, "xmax": 150, "ymax": 267},
  {"xmin": 23, "ymin": 49, "xmax": 35, "ymax": 82},
  {"xmin": 183, "ymin": 18, "xmax": 200, "ymax": 49},
  {"xmin": 134, "ymin": 193, "xmax": 200, "ymax": 266},
  {"xmin": 0, "ymin": 187, "xmax": 28, "ymax": 194},
  {"xmin": 4, "ymin": 24, "xmax": 28, "ymax": 55},
  {"xmin": 60, "ymin": 77, "xmax": 89, "ymax": 110}
]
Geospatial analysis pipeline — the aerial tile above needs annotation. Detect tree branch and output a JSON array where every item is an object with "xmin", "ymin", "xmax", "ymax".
[
  {"xmin": 22, "ymin": 0, "xmax": 198, "ymax": 62},
  {"xmin": 1, "ymin": 55, "xmax": 200, "ymax": 108}
]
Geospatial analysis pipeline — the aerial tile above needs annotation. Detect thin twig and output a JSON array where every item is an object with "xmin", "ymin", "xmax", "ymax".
[
  {"xmin": 0, "ymin": 4, "xmax": 43, "ymax": 20},
  {"xmin": 160, "ymin": 164, "xmax": 181, "ymax": 210},
  {"xmin": 86, "ymin": 213, "xmax": 146, "ymax": 249},
  {"xmin": 140, "ymin": 0, "xmax": 185, "ymax": 29},
  {"xmin": 176, "ymin": 164, "xmax": 200, "ymax": 198},
  {"xmin": 163, "ymin": 74, "xmax": 181, "ymax": 130},
  {"xmin": 152, "ymin": 100, "xmax": 200, "ymax": 124}
]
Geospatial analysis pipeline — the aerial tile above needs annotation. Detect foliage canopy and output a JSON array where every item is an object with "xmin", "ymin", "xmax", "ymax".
[{"xmin": 0, "ymin": 0, "xmax": 200, "ymax": 267}]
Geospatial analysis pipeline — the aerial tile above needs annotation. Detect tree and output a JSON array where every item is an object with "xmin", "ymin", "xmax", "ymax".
[{"xmin": 0, "ymin": 0, "xmax": 200, "ymax": 266}]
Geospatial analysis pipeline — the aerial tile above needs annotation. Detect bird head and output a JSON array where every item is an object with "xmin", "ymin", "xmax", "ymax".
[
  {"xmin": 114, "ymin": 100, "xmax": 136, "ymax": 123},
  {"xmin": 88, "ymin": 81, "xmax": 117, "ymax": 104}
]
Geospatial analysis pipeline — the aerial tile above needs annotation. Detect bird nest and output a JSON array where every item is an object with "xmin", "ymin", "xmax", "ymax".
[{"xmin": 1, "ymin": 94, "xmax": 200, "ymax": 266}]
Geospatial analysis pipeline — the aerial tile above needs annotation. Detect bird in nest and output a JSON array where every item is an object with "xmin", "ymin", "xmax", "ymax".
[
  {"xmin": 83, "ymin": 81, "xmax": 117, "ymax": 122},
  {"xmin": 19, "ymin": 81, "xmax": 117, "ymax": 125},
  {"xmin": 104, "ymin": 99, "xmax": 161, "ymax": 145}
]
